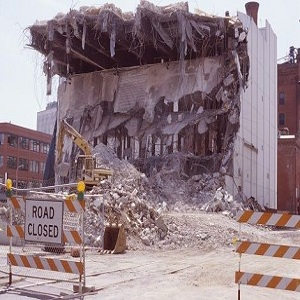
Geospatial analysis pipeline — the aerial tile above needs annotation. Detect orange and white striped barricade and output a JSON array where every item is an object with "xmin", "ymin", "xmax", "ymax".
[
  {"xmin": 7, "ymin": 196, "xmax": 25, "ymax": 210},
  {"xmin": 6, "ymin": 196, "xmax": 86, "ymax": 295},
  {"xmin": 235, "ymin": 211, "xmax": 300, "ymax": 298},
  {"xmin": 7, "ymin": 253, "xmax": 83, "ymax": 275},
  {"xmin": 235, "ymin": 272, "xmax": 300, "ymax": 292},
  {"xmin": 7, "ymin": 225, "xmax": 83, "ymax": 245},
  {"xmin": 236, "ymin": 210, "xmax": 300, "ymax": 228}
]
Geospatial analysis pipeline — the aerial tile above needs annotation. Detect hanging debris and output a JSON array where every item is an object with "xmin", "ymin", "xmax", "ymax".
[{"xmin": 28, "ymin": 1, "xmax": 249, "ymax": 197}]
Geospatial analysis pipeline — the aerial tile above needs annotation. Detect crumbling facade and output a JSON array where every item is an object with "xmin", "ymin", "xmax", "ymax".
[{"xmin": 28, "ymin": 1, "xmax": 277, "ymax": 209}]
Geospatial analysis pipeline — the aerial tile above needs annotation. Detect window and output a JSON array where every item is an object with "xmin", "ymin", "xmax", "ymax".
[
  {"xmin": 29, "ymin": 160, "xmax": 39, "ymax": 173},
  {"xmin": 0, "ymin": 133, "xmax": 4, "ymax": 145},
  {"xmin": 279, "ymin": 92, "xmax": 285, "ymax": 105},
  {"xmin": 279, "ymin": 113, "xmax": 285, "ymax": 126},
  {"xmin": 40, "ymin": 162, "xmax": 46, "ymax": 174},
  {"xmin": 7, "ymin": 156, "xmax": 17, "ymax": 169},
  {"xmin": 30, "ymin": 140, "xmax": 40, "ymax": 152},
  {"xmin": 41, "ymin": 142, "xmax": 50, "ymax": 154},
  {"xmin": 7, "ymin": 134, "xmax": 18, "ymax": 147},
  {"xmin": 19, "ymin": 158, "xmax": 29, "ymax": 171},
  {"xmin": 19, "ymin": 137, "xmax": 29, "ymax": 149},
  {"xmin": 0, "ymin": 155, "xmax": 3, "ymax": 167}
]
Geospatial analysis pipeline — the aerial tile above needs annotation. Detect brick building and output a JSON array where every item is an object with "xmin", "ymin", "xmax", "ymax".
[
  {"xmin": 277, "ymin": 48, "xmax": 300, "ymax": 213},
  {"xmin": 0, "ymin": 123, "xmax": 52, "ymax": 193}
]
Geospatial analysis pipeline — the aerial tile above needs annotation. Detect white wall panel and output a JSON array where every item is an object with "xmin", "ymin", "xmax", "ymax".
[{"xmin": 231, "ymin": 12, "xmax": 277, "ymax": 208}]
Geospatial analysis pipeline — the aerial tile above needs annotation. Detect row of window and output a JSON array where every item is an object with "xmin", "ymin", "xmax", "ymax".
[
  {"xmin": 0, "ymin": 133, "xmax": 50, "ymax": 154},
  {"xmin": 0, "ymin": 155, "xmax": 45, "ymax": 174}
]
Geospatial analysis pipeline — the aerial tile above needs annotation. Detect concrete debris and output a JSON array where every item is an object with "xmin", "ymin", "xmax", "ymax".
[
  {"xmin": 0, "ymin": 143, "xmax": 264, "ymax": 251},
  {"xmin": 244, "ymin": 196, "xmax": 264, "ymax": 211},
  {"xmin": 0, "ymin": 145, "xmax": 264, "ymax": 251},
  {"xmin": 81, "ymin": 144, "xmax": 264, "ymax": 250}
]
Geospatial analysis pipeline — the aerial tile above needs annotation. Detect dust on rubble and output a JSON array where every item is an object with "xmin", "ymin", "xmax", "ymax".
[{"xmin": 81, "ymin": 144, "xmax": 268, "ymax": 251}]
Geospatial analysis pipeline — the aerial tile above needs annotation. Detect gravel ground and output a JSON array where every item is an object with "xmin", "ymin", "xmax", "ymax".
[{"xmin": 1, "ymin": 210, "xmax": 299, "ymax": 300}]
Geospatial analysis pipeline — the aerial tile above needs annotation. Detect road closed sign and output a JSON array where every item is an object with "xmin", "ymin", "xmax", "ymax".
[{"xmin": 25, "ymin": 199, "xmax": 64, "ymax": 244}]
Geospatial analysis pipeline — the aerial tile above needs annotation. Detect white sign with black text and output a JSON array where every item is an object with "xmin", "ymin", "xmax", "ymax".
[{"xmin": 25, "ymin": 199, "xmax": 63, "ymax": 244}]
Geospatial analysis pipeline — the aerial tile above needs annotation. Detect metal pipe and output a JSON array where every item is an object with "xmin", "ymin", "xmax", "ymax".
[
  {"xmin": 9, "ymin": 202, "xmax": 12, "ymax": 285},
  {"xmin": 15, "ymin": 164, "xmax": 24, "ymax": 195},
  {"xmin": 237, "ymin": 222, "xmax": 241, "ymax": 300}
]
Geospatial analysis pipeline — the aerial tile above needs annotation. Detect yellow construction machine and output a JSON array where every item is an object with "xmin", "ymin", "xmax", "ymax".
[{"xmin": 56, "ymin": 118, "xmax": 112, "ymax": 187}]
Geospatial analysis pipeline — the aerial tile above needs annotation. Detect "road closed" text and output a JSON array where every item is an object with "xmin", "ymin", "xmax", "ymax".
[
  {"xmin": 27, "ymin": 223, "xmax": 59, "ymax": 237},
  {"xmin": 25, "ymin": 200, "xmax": 63, "ymax": 244}
]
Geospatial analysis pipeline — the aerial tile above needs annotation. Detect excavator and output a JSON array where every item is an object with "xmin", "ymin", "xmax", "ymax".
[
  {"xmin": 56, "ymin": 119, "xmax": 126, "ymax": 254},
  {"xmin": 56, "ymin": 118, "xmax": 113, "ymax": 187}
]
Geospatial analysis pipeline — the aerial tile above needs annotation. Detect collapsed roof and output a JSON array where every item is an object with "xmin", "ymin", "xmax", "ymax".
[
  {"xmin": 28, "ymin": 1, "xmax": 249, "ymax": 179},
  {"xmin": 29, "ymin": 1, "xmax": 248, "ymax": 78}
]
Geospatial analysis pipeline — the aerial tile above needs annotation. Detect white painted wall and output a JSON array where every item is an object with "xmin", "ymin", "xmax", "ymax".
[{"xmin": 226, "ymin": 13, "xmax": 277, "ymax": 209}]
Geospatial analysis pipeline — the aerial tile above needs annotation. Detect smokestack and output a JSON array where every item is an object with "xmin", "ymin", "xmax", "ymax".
[{"xmin": 245, "ymin": 2, "xmax": 259, "ymax": 25}]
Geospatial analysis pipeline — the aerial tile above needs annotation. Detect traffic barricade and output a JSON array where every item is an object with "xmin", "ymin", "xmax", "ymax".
[
  {"xmin": 235, "ymin": 210, "xmax": 300, "ymax": 298},
  {"xmin": 4, "ymin": 180, "xmax": 91, "ymax": 297}
]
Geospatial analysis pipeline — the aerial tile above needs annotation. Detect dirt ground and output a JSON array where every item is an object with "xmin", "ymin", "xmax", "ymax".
[
  {"xmin": 1, "ymin": 211, "xmax": 299, "ymax": 299},
  {"xmin": 88, "ymin": 212, "xmax": 299, "ymax": 300}
]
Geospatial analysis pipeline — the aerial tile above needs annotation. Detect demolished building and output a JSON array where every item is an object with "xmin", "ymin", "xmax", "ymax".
[{"xmin": 28, "ymin": 1, "xmax": 277, "ymax": 209}]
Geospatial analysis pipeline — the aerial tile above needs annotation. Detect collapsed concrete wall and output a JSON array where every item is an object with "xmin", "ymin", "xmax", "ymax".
[
  {"xmin": 28, "ymin": 1, "xmax": 249, "ymax": 182},
  {"xmin": 57, "ymin": 52, "xmax": 245, "ymax": 179}
]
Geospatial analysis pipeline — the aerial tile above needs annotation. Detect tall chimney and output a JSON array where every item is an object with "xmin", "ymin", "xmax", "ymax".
[{"xmin": 245, "ymin": 2, "xmax": 259, "ymax": 25}]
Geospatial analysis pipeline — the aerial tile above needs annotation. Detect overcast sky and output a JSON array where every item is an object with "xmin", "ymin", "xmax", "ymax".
[{"xmin": 0, "ymin": 0, "xmax": 299, "ymax": 131}]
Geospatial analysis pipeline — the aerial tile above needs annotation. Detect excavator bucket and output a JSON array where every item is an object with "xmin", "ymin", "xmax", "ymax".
[{"xmin": 102, "ymin": 223, "xmax": 126, "ymax": 254}]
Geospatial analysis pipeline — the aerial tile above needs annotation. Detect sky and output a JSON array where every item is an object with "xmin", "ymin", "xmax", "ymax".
[{"xmin": 0, "ymin": 0, "xmax": 299, "ymax": 131}]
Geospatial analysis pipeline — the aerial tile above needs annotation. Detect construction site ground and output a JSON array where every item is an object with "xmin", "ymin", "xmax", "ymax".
[{"xmin": 0, "ymin": 211, "xmax": 299, "ymax": 299}]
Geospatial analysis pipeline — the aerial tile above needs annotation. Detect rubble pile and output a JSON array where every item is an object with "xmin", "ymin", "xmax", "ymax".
[
  {"xmin": 82, "ymin": 144, "xmax": 263, "ymax": 250},
  {"xmin": 201, "ymin": 187, "xmax": 245, "ymax": 217},
  {"xmin": 1, "ymin": 145, "xmax": 264, "ymax": 251}
]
